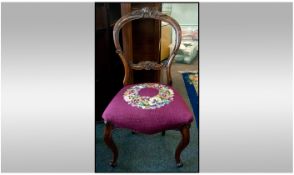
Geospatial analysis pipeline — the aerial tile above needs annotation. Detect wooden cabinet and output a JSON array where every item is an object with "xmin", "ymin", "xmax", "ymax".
[
  {"xmin": 95, "ymin": 3, "xmax": 124, "ymax": 121},
  {"xmin": 121, "ymin": 3, "xmax": 162, "ymax": 84},
  {"xmin": 95, "ymin": 3, "xmax": 162, "ymax": 121}
]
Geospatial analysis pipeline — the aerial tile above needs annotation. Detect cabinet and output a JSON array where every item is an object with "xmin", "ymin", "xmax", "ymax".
[
  {"xmin": 95, "ymin": 3, "xmax": 162, "ymax": 121},
  {"xmin": 121, "ymin": 3, "xmax": 162, "ymax": 84},
  {"xmin": 95, "ymin": 3, "xmax": 124, "ymax": 121}
]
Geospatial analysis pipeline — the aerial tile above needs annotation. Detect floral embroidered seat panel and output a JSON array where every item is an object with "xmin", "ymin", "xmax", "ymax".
[{"xmin": 123, "ymin": 83, "xmax": 174, "ymax": 109}]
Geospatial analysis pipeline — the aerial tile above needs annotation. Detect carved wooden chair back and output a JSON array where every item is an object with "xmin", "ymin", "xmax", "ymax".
[{"xmin": 113, "ymin": 7, "xmax": 182, "ymax": 86}]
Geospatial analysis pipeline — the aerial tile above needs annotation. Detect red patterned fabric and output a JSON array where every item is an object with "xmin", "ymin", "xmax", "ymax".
[{"xmin": 102, "ymin": 83, "xmax": 193, "ymax": 134}]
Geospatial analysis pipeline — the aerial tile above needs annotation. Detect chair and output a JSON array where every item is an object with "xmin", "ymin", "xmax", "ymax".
[{"xmin": 102, "ymin": 7, "xmax": 194, "ymax": 168}]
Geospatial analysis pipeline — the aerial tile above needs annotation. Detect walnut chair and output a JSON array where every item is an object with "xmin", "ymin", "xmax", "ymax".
[{"xmin": 102, "ymin": 7, "xmax": 193, "ymax": 168}]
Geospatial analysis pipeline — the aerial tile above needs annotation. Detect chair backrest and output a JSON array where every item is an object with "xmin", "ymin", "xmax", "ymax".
[{"xmin": 113, "ymin": 7, "xmax": 182, "ymax": 86}]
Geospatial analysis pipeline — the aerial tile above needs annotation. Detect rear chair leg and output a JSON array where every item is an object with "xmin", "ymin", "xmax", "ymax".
[
  {"xmin": 104, "ymin": 122, "xmax": 118, "ymax": 167},
  {"xmin": 175, "ymin": 124, "xmax": 190, "ymax": 167}
]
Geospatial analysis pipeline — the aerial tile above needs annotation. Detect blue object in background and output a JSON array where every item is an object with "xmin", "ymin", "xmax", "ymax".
[{"xmin": 182, "ymin": 73, "xmax": 199, "ymax": 128}]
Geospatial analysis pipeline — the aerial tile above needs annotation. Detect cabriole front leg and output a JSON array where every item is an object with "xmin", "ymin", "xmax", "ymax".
[
  {"xmin": 175, "ymin": 124, "xmax": 190, "ymax": 167},
  {"xmin": 104, "ymin": 122, "xmax": 118, "ymax": 167}
]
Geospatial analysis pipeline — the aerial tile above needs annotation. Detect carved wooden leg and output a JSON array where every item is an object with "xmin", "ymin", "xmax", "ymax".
[
  {"xmin": 175, "ymin": 124, "xmax": 190, "ymax": 167},
  {"xmin": 104, "ymin": 123, "xmax": 118, "ymax": 167}
]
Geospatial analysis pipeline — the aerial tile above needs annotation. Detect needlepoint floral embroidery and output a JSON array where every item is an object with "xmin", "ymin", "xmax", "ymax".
[{"xmin": 123, "ymin": 83, "xmax": 174, "ymax": 109}]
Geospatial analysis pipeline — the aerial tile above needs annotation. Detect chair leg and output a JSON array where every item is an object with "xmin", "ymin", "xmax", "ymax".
[
  {"xmin": 161, "ymin": 130, "xmax": 165, "ymax": 136},
  {"xmin": 175, "ymin": 124, "xmax": 190, "ymax": 167},
  {"xmin": 104, "ymin": 123, "xmax": 118, "ymax": 167}
]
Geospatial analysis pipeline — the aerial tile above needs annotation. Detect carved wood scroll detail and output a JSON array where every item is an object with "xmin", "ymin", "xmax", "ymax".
[
  {"xmin": 130, "ymin": 7, "xmax": 164, "ymax": 19},
  {"xmin": 113, "ymin": 7, "xmax": 182, "ymax": 85},
  {"xmin": 130, "ymin": 61, "xmax": 164, "ymax": 70}
]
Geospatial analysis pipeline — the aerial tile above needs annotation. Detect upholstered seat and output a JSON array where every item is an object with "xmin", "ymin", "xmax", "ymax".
[{"xmin": 103, "ymin": 83, "xmax": 193, "ymax": 134}]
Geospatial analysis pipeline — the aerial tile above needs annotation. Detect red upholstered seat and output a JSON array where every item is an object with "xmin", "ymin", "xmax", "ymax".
[{"xmin": 102, "ymin": 83, "xmax": 193, "ymax": 134}]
